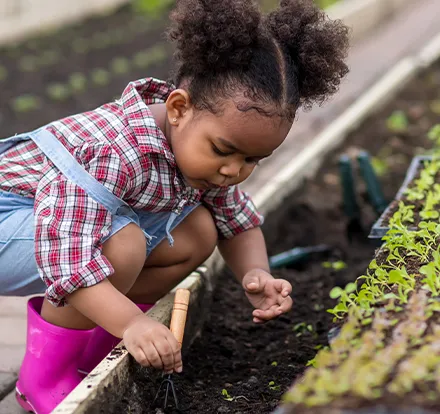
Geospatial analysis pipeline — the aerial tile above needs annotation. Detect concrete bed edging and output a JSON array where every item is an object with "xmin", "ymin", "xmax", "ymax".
[{"xmin": 49, "ymin": 3, "xmax": 438, "ymax": 414}]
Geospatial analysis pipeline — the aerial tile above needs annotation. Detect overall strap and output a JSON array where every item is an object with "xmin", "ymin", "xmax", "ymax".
[{"xmin": 31, "ymin": 128, "xmax": 138, "ymax": 221}]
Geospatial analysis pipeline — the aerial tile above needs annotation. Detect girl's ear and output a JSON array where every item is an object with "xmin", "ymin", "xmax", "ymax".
[{"xmin": 165, "ymin": 89, "xmax": 192, "ymax": 125}]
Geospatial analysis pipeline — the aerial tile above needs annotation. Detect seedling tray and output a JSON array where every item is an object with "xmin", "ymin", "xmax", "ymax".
[{"xmin": 368, "ymin": 155, "xmax": 433, "ymax": 239}]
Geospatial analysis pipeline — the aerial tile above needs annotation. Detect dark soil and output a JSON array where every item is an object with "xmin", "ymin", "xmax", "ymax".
[{"xmin": 100, "ymin": 62, "xmax": 440, "ymax": 414}]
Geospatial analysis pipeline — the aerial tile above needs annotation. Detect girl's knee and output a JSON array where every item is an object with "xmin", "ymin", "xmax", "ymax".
[
  {"xmin": 188, "ymin": 205, "xmax": 217, "ymax": 262},
  {"xmin": 102, "ymin": 223, "xmax": 147, "ymax": 293}
]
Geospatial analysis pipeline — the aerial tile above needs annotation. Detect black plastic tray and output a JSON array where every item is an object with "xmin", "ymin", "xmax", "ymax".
[{"xmin": 368, "ymin": 155, "xmax": 433, "ymax": 239}]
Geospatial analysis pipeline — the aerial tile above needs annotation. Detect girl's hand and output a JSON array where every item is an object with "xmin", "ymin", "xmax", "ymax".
[
  {"xmin": 242, "ymin": 269, "xmax": 293, "ymax": 323},
  {"xmin": 122, "ymin": 314, "xmax": 183, "ymax": 374}
]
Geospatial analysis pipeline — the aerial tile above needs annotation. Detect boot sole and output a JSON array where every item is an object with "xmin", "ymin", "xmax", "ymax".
[{"xmin": 15, "ymin": 386, "xmax": 36, "ymax": 413}]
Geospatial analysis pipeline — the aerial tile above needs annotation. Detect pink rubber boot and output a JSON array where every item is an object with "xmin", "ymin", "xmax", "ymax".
[
  {"xmin": 78, "ymin": 303, "xmax": 154, "ymax": 376},
  {"xmin": 15, "ymin": 297, "xmax": 94, "ymax": 414}
]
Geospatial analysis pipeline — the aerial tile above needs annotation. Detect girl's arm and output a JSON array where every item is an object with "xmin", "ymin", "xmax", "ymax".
[
  {"xmin": 218, "ymin": 227, "xmax": 293, "ymax": 323},
  {"xmin": 217, "ymin": 226, "xmax": 270, "ymax": 282}
]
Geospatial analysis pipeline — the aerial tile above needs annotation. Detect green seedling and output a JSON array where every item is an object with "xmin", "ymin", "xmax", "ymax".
[
  {"xmin": 132, "ymin": 0, "xmax": 174, "ymax": 18},
  {"xmin": 322, "ymin": 261, "xmax": 347, "ymax": 271},
  {"xmin": 221, "ymin": 389, "xmax": 249, "ymax": 402},
  {"xmin": 221, "ymin": 389, "xmax": 234, "ymax": 401},
  {"xmin": 47, "ymin": 83, "xmax": 70, "ymax": 101},
  {"xmin": 293, "ymin": 322, "xmax": 313, "ymax": 336},
  {"xmin": 0, "ymin": 65, "xmax": 7, "ymax": 81},
  {"xmin": 18, "ymin": 55, "xmax": 38, "ymax": 72},
  {"xmin": 68, "ymin": 73, "xmax": 87, "ymax": 93},
  {"xmin": 132, "ymin": 45, "xmax": 167, "ymax": 69},
  {"xmin": 371, "ymin": 156, "xmax": 389, "ymax": 177},
  {"xmin": 428, "ymin": 124, "xmax": 440, "ymax": 147},
  {"xmin": 11, "ymin": 95, "xmax": 40, "ymax": 113},
  {"xmin": 92, "ymin": 32, "xmax": 112, "ymax": 49},
  {"xmin": 386, "ymin": 110, "xmax": 409, "ymax": 133},
  {"xmin": 271, "ymin": 361, "xmax": 278, "ymax": 366},
  {"xmin": 91, "ymin": 69, "xmax": 110, "ymax": 86},
  {"xmin": 430, "ymin": 101, "xmax": 440, "ymax": 115},
  {"xmin": 72, "ymin": 38, "xmax": 89, "ymax": 54},
  {"xmin": 39, "ymin": 50, "xmax": 60, "ymax": 66},
  {"xmin": 111, "ymin": 57, "xmax": 131, "ymax": 75},
  {"xmin": 268, "ymin": 381, "xmax": 281, "ymax": 391}
]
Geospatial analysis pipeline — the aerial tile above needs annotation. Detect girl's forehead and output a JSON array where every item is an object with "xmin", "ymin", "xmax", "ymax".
[{"xmin": 212, "ymin": 105, "xmax": 289, "ymax": 153}]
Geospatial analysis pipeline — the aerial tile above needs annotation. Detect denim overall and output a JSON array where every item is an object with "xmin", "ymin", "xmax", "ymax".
[{"xmin": 0, "ymin": 127, "xmax": 199, "ymax": 296}]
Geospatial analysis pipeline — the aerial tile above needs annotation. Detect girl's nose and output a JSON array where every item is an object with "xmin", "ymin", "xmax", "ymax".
[{"xmin": 219, "ymin": 163, "xmax": 241, "ymax": 179}]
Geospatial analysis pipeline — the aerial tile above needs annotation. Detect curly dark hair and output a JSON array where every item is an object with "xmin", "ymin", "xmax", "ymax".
[{"xmin": 167, "ymin": 0, "xmax": 349, "ymax": 122}]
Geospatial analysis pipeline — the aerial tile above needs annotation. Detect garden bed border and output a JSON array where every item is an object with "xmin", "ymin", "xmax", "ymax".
[
  {"xmin": 52, "ymin": 12, "xmax": 440, "ymax": 414},
  {"xmin": 369, "ymin": 155, "xmax": 433, "ymax": 239}
]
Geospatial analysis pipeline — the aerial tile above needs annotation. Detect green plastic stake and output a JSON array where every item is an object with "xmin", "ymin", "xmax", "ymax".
[
  {"xmin": 357, "ymin": 151, "xmax": 388, "ymax": 215},
  {"xmin": 338, "ymin": 155, "xmax": 360, "ymax": 220},
  {"xmin": 269, "ymin": 245, "xmax": 331, "ymax": 269}
]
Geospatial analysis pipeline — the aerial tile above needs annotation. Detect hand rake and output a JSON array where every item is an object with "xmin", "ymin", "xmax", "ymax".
[{"xmin": 152, "ymin": 288, "xmax": 190, "ymax": 411}]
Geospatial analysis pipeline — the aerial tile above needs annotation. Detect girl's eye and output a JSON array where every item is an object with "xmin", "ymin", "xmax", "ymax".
[
  {"xmin": 246, "ymin": 158, "xmax": 261, "ymax": 166},
  {"xmin": 212, "ymin": 145, "xmax": 233, "ymax": 157}
]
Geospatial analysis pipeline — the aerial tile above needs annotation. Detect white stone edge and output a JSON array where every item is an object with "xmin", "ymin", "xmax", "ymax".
[{"xmin": 51, "ymin": 5, "xmax": 440, "ymax": 414}]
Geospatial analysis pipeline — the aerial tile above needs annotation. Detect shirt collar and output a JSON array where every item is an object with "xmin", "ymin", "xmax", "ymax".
[{"xmin": 121, "ymin": 77, "xmax": 176, "ymax": 164}]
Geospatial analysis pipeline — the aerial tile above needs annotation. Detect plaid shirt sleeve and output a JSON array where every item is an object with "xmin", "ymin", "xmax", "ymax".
[
  {"xmin": 202, "ymin": 185, "xmax": 264, "ymax": 239},
  {"xmin": 34, "ymin": 144, "xmax": 131, "ymax": 307}
]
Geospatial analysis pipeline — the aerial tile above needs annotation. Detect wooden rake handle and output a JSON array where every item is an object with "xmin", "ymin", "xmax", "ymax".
[{"xmin": 169, "ymin": 288, "xmax": 190, "ymax": 346}]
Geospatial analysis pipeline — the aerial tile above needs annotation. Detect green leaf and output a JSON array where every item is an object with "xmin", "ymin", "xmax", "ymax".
[
  {"xmin": 329, "ymin": 287, "xmax": 343, "ymax": 299},
  {"xmin": 386, "ymin": 110, "xmax": 408, "ymax": 133}
]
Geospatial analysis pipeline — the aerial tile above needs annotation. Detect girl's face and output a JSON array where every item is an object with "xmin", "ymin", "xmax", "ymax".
[{"xmin": 166, "ymin": 91, "xmax": 291, "ymax": 190}]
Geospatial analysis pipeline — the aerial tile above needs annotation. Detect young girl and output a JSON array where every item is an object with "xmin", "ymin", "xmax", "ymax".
[{"xmin": 0, "ymin": 0, "xmax": 348, "ymax": 412}]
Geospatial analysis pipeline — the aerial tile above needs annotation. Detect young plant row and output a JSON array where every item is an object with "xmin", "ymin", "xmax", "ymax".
[
  {"xmin": 283, "ymin": 125, "xmax": 440, "ymax": 411},
  {"xmin": 9, "ymin": 44, "xmax": 168, "ymax": 114},
  {"xmin": 0, "ymin": 1, "xmax": 167, "ymax": 66}
]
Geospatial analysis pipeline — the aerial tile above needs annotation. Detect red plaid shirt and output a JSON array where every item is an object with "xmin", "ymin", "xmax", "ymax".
[{"xmin": 0, "ymin": 78, "xmax": 263, "ymax": 306}]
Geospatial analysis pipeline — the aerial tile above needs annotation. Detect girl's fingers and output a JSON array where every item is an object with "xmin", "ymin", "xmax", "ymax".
[
  {"xmin": 133, "ymin": 346, "xmax": 152, "ymax": 368},
  {"xmin": 252, "ymin": 305, "xmax": 279, "ymax": 321},
  {"xmin": 165, "ymin": 335, "xmax": 183, "ymax": 373},
  {"xmin": 154, "ymin": 339, "xmax": 174, "ymax": 373},
  {"xmin": 275, "ymin": 279, "xmax": 292, "ymax": 297},
  {"xmin": 277, "ymin": 295, "xmax": 293, "ymax": 314},
  {"xmin": 142, "ymin": 342, "xmax": 163, "ymax": 370}
]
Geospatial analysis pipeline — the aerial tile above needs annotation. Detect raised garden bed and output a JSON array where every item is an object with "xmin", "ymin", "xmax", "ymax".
[
  {"xmin": 73, "ymin": 56, "xmax": 440, "ymax": 414},
  {"xmin": 278, "ymin": 69, "xmax": 440, "ymax": 413}
]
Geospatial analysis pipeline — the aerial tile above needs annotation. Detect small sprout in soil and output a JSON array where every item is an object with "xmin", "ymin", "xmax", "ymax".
[
  {"xmin": 322, "ymin": 261, "xmax": 347, "ymax": 271},
  {"xmin": 39, "ymin": 50, "xmax": 60, "ymax": 66},
  {"xmin": 221, "ymin": 388, "xmax": 234, "ymax": 401},
  {"xmin": 111, "ymin": 57, "xmax": 131, "ymax": 75},
  {"xmin": 90, "ymin": 69, "xmax": 110, "ymax": 86},
  {"xmin": 132, "ymin": 0, "xmax": 174, "ymax": 18},
  {"xmin": 386, "ymin": 110, "xmax": 409, "ymax": 133},
  {"xmin": 47, "ymin": 83, "xmax": 70, "ymax": 101},
  {"xmin": 314, "ymin": 304, "xmax": 324, "ymax": 311},
  {"xmin": 271, "ymin": 361, "xmax": 278, "ymax": 366},
  {"xmin": 428, "ymin": 124, "xmax": 440, "ymax": 146},
  {"xmin": 0, "ymin": 65, "xmax": 7, "ymax": 81},
  {"xmin": 221, "ymin": 389, "xmax": 249, "ymax": 402},
  {"xmin": 18, "ymin": 56, "xmax": 38, "ymax": 72},
  {"xmin": 68, "ymin": 73, "xmax": 87, "ymax": 93},
  {"xmin": 371, "ymin": 156, "xmax": 389, "ymax": 177},
  {"xmin": 268, "ymin": 381, "xmax": 281, "ymax": 391},
  {"xmin": 92, "ymin": 32, "xmax": 112, "ymax": 49},
  {"xmin": 72, "ymin": 38, "xmax": 90, "ymax": 54},
  {"xmin": 11, "ymin": 95, "xmax": 41, "ymax": 113},
  {"xmin": 429, "ymin": 100, "xmax": 440, "ymax": 115},
  {"xmin": 132, "ymin": 45, "xmax": 167, "ymax": 69}
]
